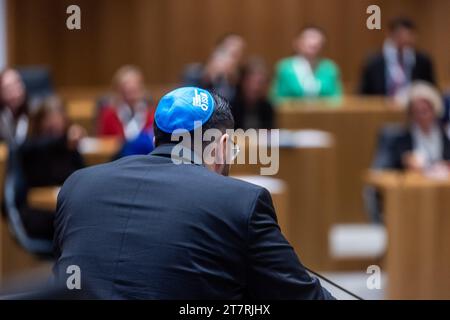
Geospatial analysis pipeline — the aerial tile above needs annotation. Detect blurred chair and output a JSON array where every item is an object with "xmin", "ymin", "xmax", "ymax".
[
  {"xmin": 2, "ymin": 149, "xmax": 53, "ymax": 256},
  {"xmin": 364, "ymin": 124, "xmax": 404, "ymax": 224},
  {"xmin": 17, "ymin": 66, "xmax": 54, "ymax": 109}
]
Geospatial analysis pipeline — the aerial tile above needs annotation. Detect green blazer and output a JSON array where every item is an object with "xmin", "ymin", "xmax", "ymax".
[{"xmin": 270, "ymin": 56, "xmax": 342, "ymax": 105}]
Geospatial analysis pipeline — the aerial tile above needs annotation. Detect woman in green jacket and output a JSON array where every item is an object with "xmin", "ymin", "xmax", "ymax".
[{"xmin": 271, "ymin": 26, "xmax": 342, "ymax": 105}]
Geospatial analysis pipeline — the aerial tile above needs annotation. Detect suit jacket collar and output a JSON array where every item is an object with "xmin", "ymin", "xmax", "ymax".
[{"xmin": 150, "ymin": 143, "xmax": 204, "ymax": 166}]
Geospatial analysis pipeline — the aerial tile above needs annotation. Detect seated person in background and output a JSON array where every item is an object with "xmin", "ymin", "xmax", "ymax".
[
  {"xmin": 390, "ymin": 82, "xmax": 450, "ymax": 171},
  {"xmin": 270, "ymin": 26, "xmax": 342, "ymax": 105},
  {"xmin": 360, "ymin": 17, "xmax": 435, "ymax": 96},
  {"xmin": 0, "ymin": 68, "xmax": 29, "ymax": 148},
  {"xmin": 97, "ymin": 65, "xmax": 155, "ymax": 157},
  {"xmin": 232, "ymin": 57, "xmax": 274, "ymax": 130},
  {"xmin": 182, "ymin": 33, "xmax": 246, "ymax": 102},
  {"xmin": 19, "ymin": 96, "xmax": 85, "ymax": 240}
]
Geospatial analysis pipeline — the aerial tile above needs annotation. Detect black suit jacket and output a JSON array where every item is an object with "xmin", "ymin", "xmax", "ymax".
[
  {"xmin": 387, "ymin": 127, "xmax": 450, "ymax": 170},
  {"xmin": 52, "ymin": 144, "xmax": 333, "ymax": 300},
  {"xmin": 360, "ymin": 51, "xmax": 435, "ymax": 95}
]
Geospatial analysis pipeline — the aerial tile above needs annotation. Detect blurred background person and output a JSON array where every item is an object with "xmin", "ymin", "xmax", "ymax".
[
  {"xmin": 18, "ymin": 96, "xmax": 85, "ymax": 240},
  {"xmin": 0, "ymin": 68, "xmax": 29, "ymax": 148},
  {"xmin": 389, "ymin": 82, "xmax": 449, "ymax": 171},
  {"xmin": 232, "ymin": 57, "xmax": 274, "ymax": 130},
  {"xmin": 360, "ymin": 17, "xmax": 435, "ymax": 96},
  {"xmin": 270, "ymin": 26, "xmax": 342, "ymax": 105},
  {"xmin": 182, "ymin": 33, "xmax": 246, "ymax": 102},
  {"xmin": 97, "ymin": 65, "xmax": 155, "ymax": 157}
]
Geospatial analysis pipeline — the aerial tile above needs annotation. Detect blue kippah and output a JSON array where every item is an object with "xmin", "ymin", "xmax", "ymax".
[{"xmin": 154, "ymin": 87, "xmax": 215, "ymax": 133}]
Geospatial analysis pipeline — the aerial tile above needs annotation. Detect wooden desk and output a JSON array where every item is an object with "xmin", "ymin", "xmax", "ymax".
[
  {"xmin": 231, "ymin": 131, "xmax": 336, "ymax": 270},
  {"xmin": 366, "ymin": 171, "xmax": 450, "ymax": 299},
  {"xmin": 66, "ymin": 99, "xmax": 97, "ymax": 135},
  {"xmin": 79, "ymin": 137, "xmax": 121, "ymax": 166},
  {"xmin": 27, "ymin": 187, "xmax": 60, "ymax": 212},
  {"xmin": 277, "ymin": 96, "xmax": 406, "ymax": 223}
]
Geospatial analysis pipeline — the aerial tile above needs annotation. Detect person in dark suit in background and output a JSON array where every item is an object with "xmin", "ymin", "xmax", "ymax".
[
  {"xmin": 388, "ymin": 82, "xmax": 450, "ymax": 171},
  {"xmin": 360, "ymin": 17, "xmax": 435, "ymax": 96},
  {"xmin": 232, "ymin": 57, "xmax": 274, "ymax": 130},
  {"xmin": 52, "ymin": 87, "xmax": 333, "ymax": 300}
]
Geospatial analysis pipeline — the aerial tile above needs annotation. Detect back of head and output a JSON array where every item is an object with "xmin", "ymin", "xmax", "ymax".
[
  {"xmin": 153, "ymin": 87, "xmax": 235, "ymax": 176},
  {"xmin": 153, "ymin": 89, "xmax": 234, "ymax": 148}
]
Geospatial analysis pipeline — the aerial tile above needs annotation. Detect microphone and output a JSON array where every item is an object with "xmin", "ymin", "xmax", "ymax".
[{"xmin": 305, "ymin": 267, "xmax": 364, "ymax": 300}]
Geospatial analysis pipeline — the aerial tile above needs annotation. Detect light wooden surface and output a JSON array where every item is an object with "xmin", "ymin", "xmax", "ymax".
[
  {"xmin": 79, "ymin": 137, "xmax": 121, "ymax": 166},
  {"xmin": 366, "ymin": 171, "xmax": 450, "ymax": 299},
  {"xmin": 66, "ymin": 99, "xmax": 97, "ymax": 135},
  {"xmin": 231, "ymin": 132, "xmax": 336, "ymax": 271},
  {"xmin": 277, "ymin": 97, "xmax": 406, "ymax": 223},
  {"xmin": 27, "ymin": 187, "xmax": 60, "ymax": 212}
]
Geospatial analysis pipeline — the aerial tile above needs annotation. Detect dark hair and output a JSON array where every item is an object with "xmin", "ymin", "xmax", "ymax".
[
  {"xmin": 153, "ymin": 92, "xmax": 234, "ymax": 147},
  {"xmin": 389, "ymin": 17, "xmax": 416, "ymax": 32}
]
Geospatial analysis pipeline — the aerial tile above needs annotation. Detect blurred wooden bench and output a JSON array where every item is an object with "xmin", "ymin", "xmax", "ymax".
[{"xmin": 366, "ymin": 170, "xmax": 450, "ymax": 299}]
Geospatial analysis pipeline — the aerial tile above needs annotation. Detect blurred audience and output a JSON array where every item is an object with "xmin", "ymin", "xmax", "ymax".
[
  {"xmin": 182, "ymin": 33, "xmax": 246, "ymax": 101},
  {"xmin": 389, "ymin": 82, "xmax": 450, "ymax": 171},
  {"xmin": 97, "ymin": 65, "xmax": 155, "ymax": 157},
  {"xmin": 0, "ymin": 69, "xmax": 29, "ymax": 147},
  {"xmin": 270, "ymin": 26, "xmax": 342, "ymax": 105},
  {"xmin": 232, "ymin": 57, "xmax": 274, "ymax": 130},
  {"xmin": 19, "ymin": 96, "xmax": 85, "ymax": 239},
  {"xmin": 360, "ymin": 17, "xmax": 435, "ymax": 96}
]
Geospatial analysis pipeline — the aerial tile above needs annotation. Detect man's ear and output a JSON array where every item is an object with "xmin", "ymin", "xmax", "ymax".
[{"xmin": 216, "ymin": 133, "xmax": 229, "ymax": 165}]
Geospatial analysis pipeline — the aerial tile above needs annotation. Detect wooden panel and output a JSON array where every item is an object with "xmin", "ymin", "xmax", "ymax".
[
  {"xmin": 277, "ymin": 98, "xmax": 406, "ymax": 223},
  {"xmin": 7, "ymin": 0, "xmax": 450, "ymax": 90},
  {"xmin": 367, "ymin": 172, "xmax": 450, "ymax": 299}
]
